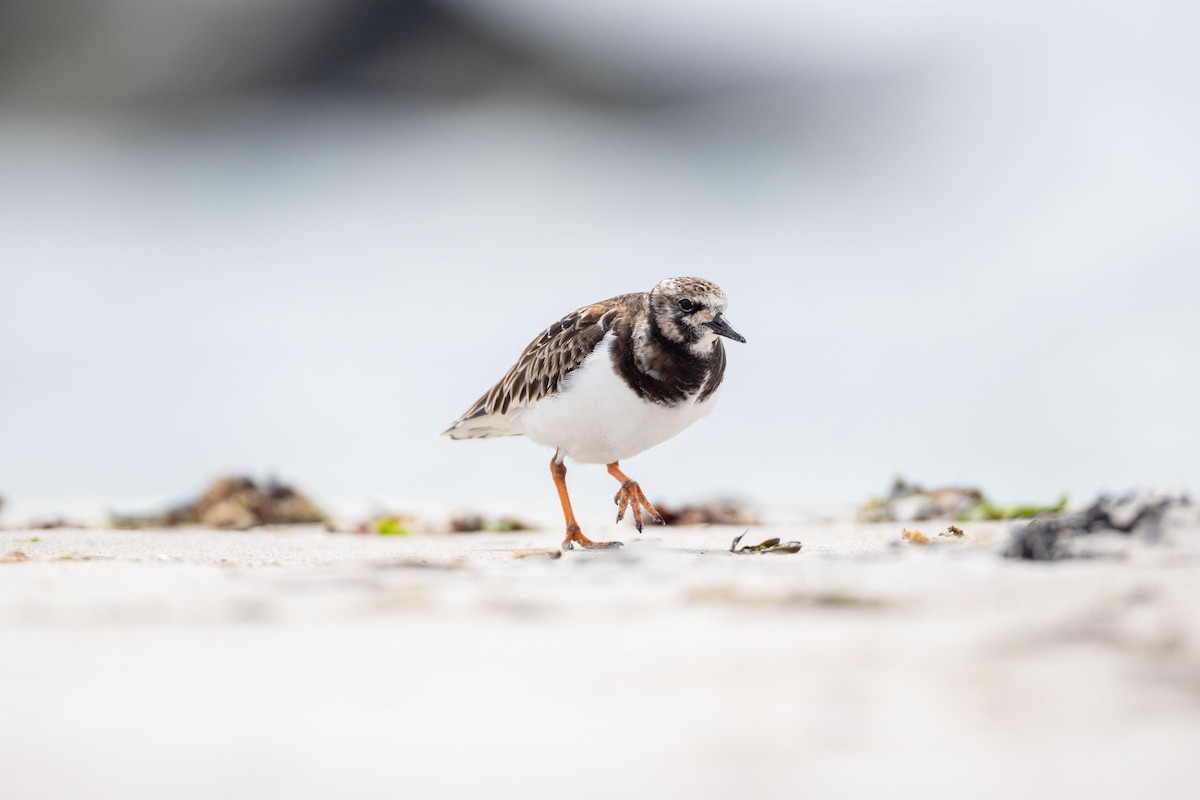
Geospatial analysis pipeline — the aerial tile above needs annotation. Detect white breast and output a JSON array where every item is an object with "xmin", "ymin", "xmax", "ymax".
[{"xmin": 512, "ymin": 334, "xmax": 721, "ymax": 464}]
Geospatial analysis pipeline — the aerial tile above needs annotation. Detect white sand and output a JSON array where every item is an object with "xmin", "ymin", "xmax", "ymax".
[{"xmin": 2, "ymin": 518, "xmax": 1199, "ymax": 800}]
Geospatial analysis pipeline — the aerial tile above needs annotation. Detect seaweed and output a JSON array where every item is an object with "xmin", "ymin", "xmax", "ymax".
[
  {"xmin": 729, "ymin": 532, "xmax": 802, "ymax": 554},
  {"xmin": 375, "ymin": 517, "xmax": 409, "ymax": 536},
  {"xmin": 958, "ymin": 494, "xmax": 1068, "ymax": 521}
]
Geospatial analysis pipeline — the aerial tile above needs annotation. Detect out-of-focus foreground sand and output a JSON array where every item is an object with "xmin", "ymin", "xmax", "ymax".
[{"xmin": 2, "ymin": 518, "xmax": 1198, "ymax": 800}]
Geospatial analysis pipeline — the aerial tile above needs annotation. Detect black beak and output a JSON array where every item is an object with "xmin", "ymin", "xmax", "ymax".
[{"xmin": 706, "ymin": 314, "xmax": 747, "ymax": 344}]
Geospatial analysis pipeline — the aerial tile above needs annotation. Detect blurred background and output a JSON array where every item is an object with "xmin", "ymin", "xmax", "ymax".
[{"xmin": 1, "ymin": 0, "xmax": 1197, "ymax": 519}]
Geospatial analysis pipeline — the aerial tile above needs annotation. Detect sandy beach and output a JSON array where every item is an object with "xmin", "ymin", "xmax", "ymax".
[
  {"xmin": 5, "ymin": 3, "xmax": 1198, "ymax": 798},
  {"xmin": 3, "ymin": 515, "xmax": 1198, "ymax": 800}
]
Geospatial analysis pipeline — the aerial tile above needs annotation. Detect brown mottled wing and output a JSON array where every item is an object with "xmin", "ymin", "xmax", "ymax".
[{"xmin": 452, "ymin": 296, "xmax": 630, "ymax": 426}]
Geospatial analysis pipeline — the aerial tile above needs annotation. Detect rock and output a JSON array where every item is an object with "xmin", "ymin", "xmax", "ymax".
[
  {"xmin": 255, "ymin": 491, "xmax": 325, "ymax": 526},
  {"xmin": 200, "ymin": 498, "xmax": 258, "ymax": 530},
  {"xmin": 859, "ymin": 478, "xmax": 983, "ymax": 523},
  {"xmin": 147, "ymin": 476, "xmax": 328, "ymax": 530}
]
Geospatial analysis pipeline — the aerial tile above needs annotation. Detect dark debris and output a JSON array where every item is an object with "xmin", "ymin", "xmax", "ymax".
[
  {"xmin": 448, "ymin": 514, "xmax": 536, "ymax": 533},
  {"xmin": 1005, "ymin": 492, "xmax": 1193, "ymax": 561},
  {"xmin": 658, "ymin": 500, "xmax": 758, "ymax": 526}
]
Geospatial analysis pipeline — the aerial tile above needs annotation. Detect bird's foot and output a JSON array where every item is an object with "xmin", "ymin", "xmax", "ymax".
[
  {"xmin": 613, "ymin": 480, "xmax": 665, "ymax": 533},
  {"xmin": 562, "ymin": 524, "xmax": 623, "ymax": 551}
]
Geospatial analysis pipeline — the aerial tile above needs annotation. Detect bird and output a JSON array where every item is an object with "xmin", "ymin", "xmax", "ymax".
[{"xmin": 443, "ymin": 277, "xmax": 746, "ymax": 550}]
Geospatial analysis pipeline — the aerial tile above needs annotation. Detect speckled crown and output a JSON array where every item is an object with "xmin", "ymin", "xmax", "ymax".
[{"xmin": 652, "ymin": 277, "xmax": 727, "ymax": 305}]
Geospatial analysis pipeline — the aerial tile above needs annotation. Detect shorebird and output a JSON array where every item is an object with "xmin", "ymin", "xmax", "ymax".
[{"xmin": 444, "ymin": 277, "xmax": 745, "ymax": 550}]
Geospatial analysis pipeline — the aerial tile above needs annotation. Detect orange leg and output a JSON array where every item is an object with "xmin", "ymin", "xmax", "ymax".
[
  {"xmin": 607, "ymin": 462, "xmax": 666, "ymax": 533},
  {"xmin": 551, "ymin": 454, "xmax": 623, "ymax": 550}
]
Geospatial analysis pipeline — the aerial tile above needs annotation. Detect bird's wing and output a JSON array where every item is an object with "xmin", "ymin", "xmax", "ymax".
[{"xmin": 447, "ymin": 295, "xmax": 634, "ymax": 430}]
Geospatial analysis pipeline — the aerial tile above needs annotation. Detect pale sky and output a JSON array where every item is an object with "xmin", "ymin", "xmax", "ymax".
[{"xmin": 2, "ymin": 2, "xmax": 1197, "ymax": 515}]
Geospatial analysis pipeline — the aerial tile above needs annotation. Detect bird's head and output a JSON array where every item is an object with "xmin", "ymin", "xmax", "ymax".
[{"xmin": 649, "ymin": 277, "xmax": 746, "ymax": 352}]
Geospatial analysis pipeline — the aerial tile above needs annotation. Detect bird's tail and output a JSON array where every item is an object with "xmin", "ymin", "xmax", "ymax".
[{"xmin": 442, "ymin": 414, "xmax": 522, "ymax": 440}]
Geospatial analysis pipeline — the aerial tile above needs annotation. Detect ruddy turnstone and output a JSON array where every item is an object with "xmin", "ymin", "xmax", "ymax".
[{"xmin": 444, "ymin": 277, "xmax": 746, "ymax": 550}]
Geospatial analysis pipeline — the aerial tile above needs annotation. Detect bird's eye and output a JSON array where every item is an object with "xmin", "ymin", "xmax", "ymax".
[{"xmin": 679, "ymin": 299, "xmax": 696, "ymax": 313}]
